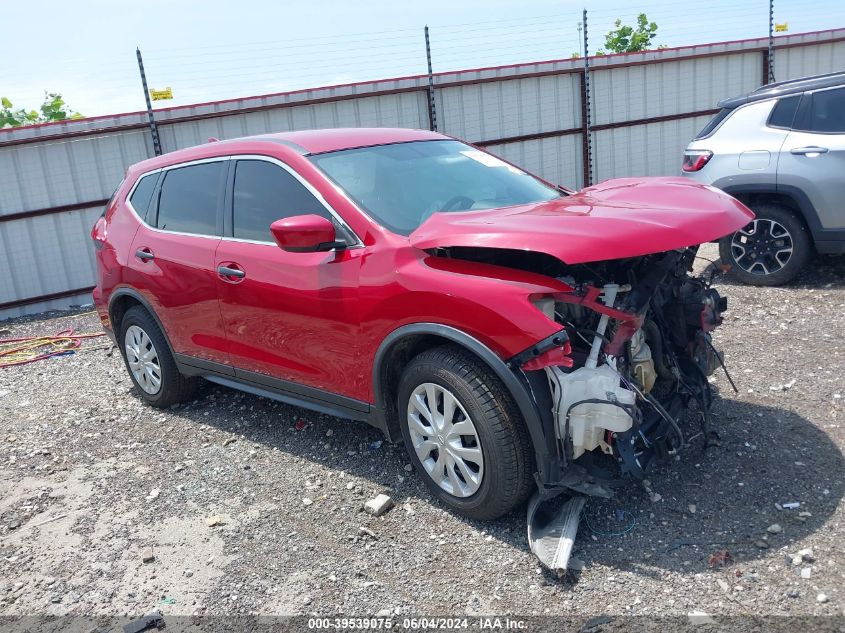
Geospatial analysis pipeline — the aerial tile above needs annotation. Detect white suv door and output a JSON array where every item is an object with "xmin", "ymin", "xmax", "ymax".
[{"xmin": 777, "ymin": 86, "xmax": 845, "ymax": 231}]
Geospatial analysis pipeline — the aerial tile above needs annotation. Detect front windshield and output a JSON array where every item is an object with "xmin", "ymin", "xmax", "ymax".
[{"xmin": 309, "ymin": 139, "xmax": 562, "ymax": 235}]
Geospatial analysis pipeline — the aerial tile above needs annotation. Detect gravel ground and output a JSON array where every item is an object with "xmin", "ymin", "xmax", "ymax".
[{"xmin": 1, "ymin": 245, "xmax": 843, "ymax": 623}]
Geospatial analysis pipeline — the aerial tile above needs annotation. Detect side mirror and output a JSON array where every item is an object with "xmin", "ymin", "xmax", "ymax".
[{"xmin": 270, "ymin": 214, "xmax": 345, "ymax": 252}]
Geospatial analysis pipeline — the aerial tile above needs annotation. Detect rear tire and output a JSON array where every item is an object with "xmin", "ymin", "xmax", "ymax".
[
  {"xmin": 719, "ymin": 203, "xmax": 811, "ymax": 286},
  {"xmin": 397, "ymin": 345, "xmax": 535, "ymax": 520},
  {"xmin": 120, "ymin": 306, "xmax": 198, "ymax": 408}
]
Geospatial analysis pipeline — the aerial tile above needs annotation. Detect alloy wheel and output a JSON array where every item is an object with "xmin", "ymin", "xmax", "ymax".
[
  {"xmin": 407, "ymin": 382, "xmax": 484, "ymax": 497},
  {"xmin": 124, "ymin": 325, "xmax": 162, "ymax": 395},
  {"xmin": 730, "ymin": 219, "xmax": 794, "ymax": 275}
]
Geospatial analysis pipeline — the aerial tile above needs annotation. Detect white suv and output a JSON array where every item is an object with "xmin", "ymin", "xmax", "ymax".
[{"xmin": 682, "ymin": 72, "xmax": 845, "ymax": 285}]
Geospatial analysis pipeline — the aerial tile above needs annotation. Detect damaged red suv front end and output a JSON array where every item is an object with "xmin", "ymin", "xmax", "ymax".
[
  {"xmin": 94, "ymin": 129, "xmax": 753, "ymax": 570},
  {"xmin": 410, "ymin": 176, "xmax": 751, "ymax": 482}
]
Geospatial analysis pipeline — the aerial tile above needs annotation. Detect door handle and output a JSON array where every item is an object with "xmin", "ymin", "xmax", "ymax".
[
  {"xmin": 217, "ymin": 265, "xmax": 245, "ymax": 279},
  {"xmin": 135, "ymin": 248, "xmax": 155, "ymax": 261},
  {"xmin": 790, "ymin": 146, "xmax": 829, "ymax": 155}
]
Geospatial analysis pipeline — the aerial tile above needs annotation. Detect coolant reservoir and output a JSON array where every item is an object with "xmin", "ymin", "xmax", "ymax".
[
  {"xmin": 630, "ymin": 328, "xmax": 657, "ymax": 393},
  {"xmin": 547, "ymin": 364, "xmax": 636, "ymax": 459}
]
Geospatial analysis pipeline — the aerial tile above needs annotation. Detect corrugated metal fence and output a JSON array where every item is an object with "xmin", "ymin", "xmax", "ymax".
[{"xmin": 1, "ymin": 29, "xmax": 844, "ymax": 319}]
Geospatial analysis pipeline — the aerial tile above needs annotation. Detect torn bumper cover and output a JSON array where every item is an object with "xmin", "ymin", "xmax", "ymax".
[{"xmin": 526, "ymin": 494, "xmax": 586, "ymax": 571}]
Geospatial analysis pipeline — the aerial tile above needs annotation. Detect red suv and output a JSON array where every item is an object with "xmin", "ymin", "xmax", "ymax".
[{"xmin": 92, "ymin": 128, "xmax": 752, "ymax": 520}]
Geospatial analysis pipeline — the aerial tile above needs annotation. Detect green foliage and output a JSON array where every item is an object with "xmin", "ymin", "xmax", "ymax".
[
  {"xmin": 0, "ymin": 93, "xmax": 83, "ymax": 128},
  {"xmin": 597, "ymin": 13, "xmax": 660, "ymax": 55}
]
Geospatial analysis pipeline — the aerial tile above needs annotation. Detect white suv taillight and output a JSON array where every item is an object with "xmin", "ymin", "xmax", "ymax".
[{"xmin": 682, "ymin": 150, "xmax": 713, "ymax": 172}]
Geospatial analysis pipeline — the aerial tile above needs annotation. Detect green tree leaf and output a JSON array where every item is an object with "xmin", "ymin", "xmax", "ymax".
[
  {"xmin": 602, "ymin": 13, "xmax": 660, "ymax": 54},
  {"xmin": 0, "ymin": 92, "xmax": 83, "ymax": 127}
]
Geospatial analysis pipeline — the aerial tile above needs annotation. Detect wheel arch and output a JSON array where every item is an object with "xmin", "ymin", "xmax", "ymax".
[
  {"xmin": 721, "ymin": 184, "xmax": 819, "ymax": 239},
  {"xmin": 108, "ymin": 288, "xmax": 174, "ymax": 352},
  {"xmin": 372, "ymin": 323, "xmax": 558, "ymax": 485}
]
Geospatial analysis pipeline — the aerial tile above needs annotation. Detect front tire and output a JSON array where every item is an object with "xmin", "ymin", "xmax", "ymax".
[
  {"xmin": 120, "ymin": 306, "xmax": 197, "ymax": 407},
  {"xmin": 397, "ymin": 345, "xmax": 534, "ymax": 520},
  {"xmin": 719, "ymin": 203, "xmax": 811, "ymax": 286}
]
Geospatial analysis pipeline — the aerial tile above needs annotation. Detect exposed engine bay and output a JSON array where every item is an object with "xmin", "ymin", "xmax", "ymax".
[
  {"xmin": 530, "ymin": 246, "xmax": 732, "ymax": 571},
  {"xmin": 542, "ymin": 246, "xmax": 728, "ymax": 480},
  {"xmin": 435, "ymin": 244, "xmax": 731, "ymax": 486}
]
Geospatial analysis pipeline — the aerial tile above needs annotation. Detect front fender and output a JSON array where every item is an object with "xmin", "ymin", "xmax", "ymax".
[{"xmin": 361, "ymin": 249, "xmax": 571, "ymax": 360}]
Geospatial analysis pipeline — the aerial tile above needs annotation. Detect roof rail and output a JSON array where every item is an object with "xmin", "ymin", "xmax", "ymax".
[
  {"xmin": 718, "ymin": 71, "xmax": 845, "ymax": 109},
  {"xmin": 755, "ymin": 70, "xmax": 845, "ymax": 92}
]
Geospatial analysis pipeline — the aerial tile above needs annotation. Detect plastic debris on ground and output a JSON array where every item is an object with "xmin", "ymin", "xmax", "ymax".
[
  {"xmin": 527, "ymin": 494, "xmax": 585, "ymax": 572},
  {"xmin": 122, "ymin": 611, "xmax": 166, "ymax": 633}
]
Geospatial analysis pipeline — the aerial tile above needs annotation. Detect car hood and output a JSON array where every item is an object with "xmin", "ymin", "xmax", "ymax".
[{"xmin": 409, "ymin": 177, "xmax": 754, "ymax": 264}]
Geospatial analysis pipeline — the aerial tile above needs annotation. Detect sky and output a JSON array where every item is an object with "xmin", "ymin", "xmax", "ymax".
[{"xmin": 1, "ymin": 0, "xmax": 843, "ymax": 119}]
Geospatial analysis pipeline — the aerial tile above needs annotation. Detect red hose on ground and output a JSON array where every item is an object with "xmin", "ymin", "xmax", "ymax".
[{"xmin": 0, "ymin": 328, "xmax": 108, "ymax": 368}]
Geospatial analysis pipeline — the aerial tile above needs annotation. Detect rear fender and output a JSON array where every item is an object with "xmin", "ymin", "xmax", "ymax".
[{"xmin": 108, "ymin": 287, "xmax": 172, "ymax": 351}]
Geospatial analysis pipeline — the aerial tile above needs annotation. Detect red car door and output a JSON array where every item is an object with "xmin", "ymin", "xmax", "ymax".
[
  {"xmin": 127, "ymin": 159, "xmax": 231, "ymax": 368},
  {"xmin": 214, "ymin": 157, "xmax": 365, "ymax": 401}
]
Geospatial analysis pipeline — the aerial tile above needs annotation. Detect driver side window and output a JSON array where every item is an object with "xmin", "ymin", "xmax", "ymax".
[{"xmin": 232, "ymin": 160, "xmax": 332, "ymax": 242}]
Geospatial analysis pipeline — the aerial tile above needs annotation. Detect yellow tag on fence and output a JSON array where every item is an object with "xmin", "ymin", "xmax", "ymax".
[{"xmin": 150, "ymin": 87, "xmax": 174, "ymax": 101}]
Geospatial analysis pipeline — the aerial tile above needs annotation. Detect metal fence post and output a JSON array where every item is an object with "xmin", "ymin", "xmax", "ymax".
[
  {"xmin": 424, "ymin": 26, "xmax": 438, "ymax": 132},
  {"xmin": 581, "ymin": 8, "xmax": 593, "ymax": 187},
  {"xmin": 136, "ymin": 47, "xmax": 163, "ymax": 156},
  {"xmin": 768, "ymin": 0, "xmax": 775, "ymax": 83}
]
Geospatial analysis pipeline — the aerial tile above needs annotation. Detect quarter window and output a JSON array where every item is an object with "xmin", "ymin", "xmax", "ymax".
[
  {"xmin": 694, "ymin": 108, "xmax": 732, "ymax": 139},
  {"xmin": 129, "ymin": 173, "xmax": 158, "ymax": 220},
  {"xmin": 232, "ymin": 160, "xmax": 330, "ymax": 242},
  {"xmin": 156, "ymin": 162, "xmax": 224, "ymax": 235}
]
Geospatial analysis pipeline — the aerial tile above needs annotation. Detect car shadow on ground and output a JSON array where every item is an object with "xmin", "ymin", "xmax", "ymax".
[
  {"xmin": 559, "ymin": 393, "xmax": 844, "ymax": 583},
  {"xmin": 700, "ymin": 253, "xmax": 845, "ymax": 288},
  {"xmin": 167, "ymin": 380, "xmax": 843, "ymax": 586}
]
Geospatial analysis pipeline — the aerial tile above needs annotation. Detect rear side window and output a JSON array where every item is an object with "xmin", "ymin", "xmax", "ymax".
[
  {"xmin": 232, "ymin": 160, "xmax": 330, "ymax": 242},
  {"xmin": 156, "ymin": 162, "xmax": 224, "ymax": 235},
  {"xmin": 129, "ymin": 173, "xmax": 158, "ymax": 220},
  {"xmin": 808, "ymin": 87, "xmax": 845, "ymax": 133},
  {"xmin": 767, "ymin": 95, "xmax": 801, "ymax": 129},
  {"xmin": 694, "ymin": 108, "xmax": 732, "ymax": 139}
]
